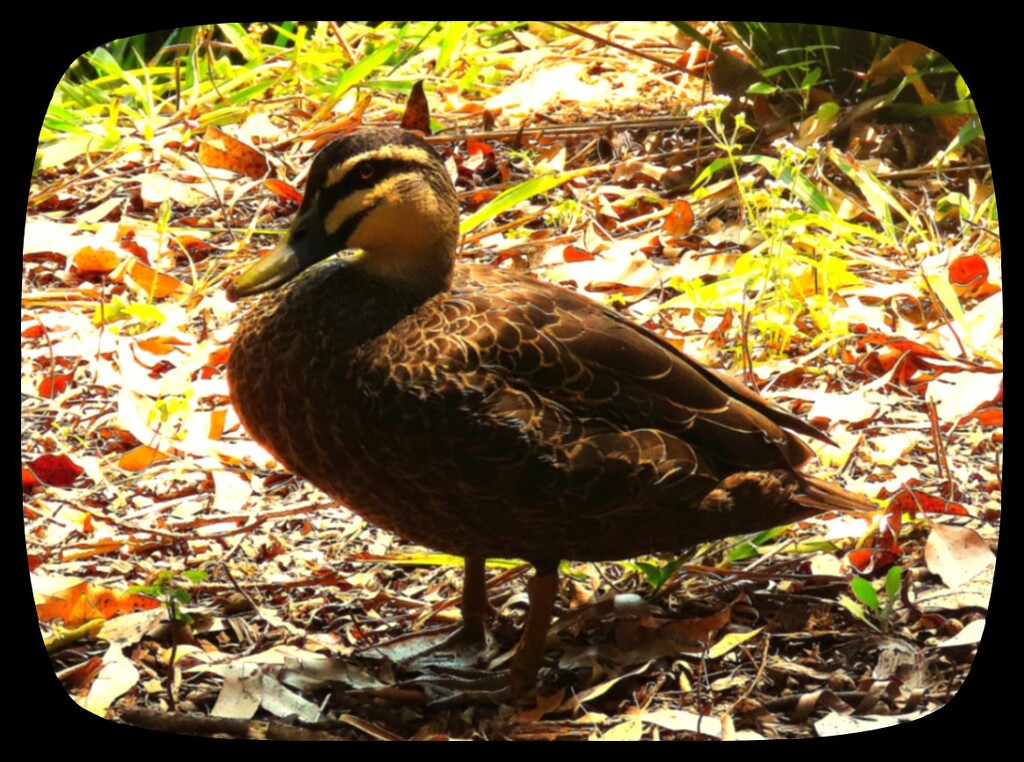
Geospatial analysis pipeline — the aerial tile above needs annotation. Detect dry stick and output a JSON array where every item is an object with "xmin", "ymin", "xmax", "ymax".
[
  {"xmin": 694, "ymin": 645, "xmax": 709, "ymax": 737},
  {"xmin": 728, "ymin": 635, "xmax": 771, "ymax": 713},
  {"xmin": 546, "ymin": 21, "xmax": 687, "ymax": 72},
  {"xmin": 26, "ymin": 314, "xmax": 58, "ymax": 400},
  {"xmin": 28, "ymin": 149, "xmax": 126, "ymax": 206},
  {"xmin": 739, "ymin": 289, "xmax": 756, "ymax": 391},
  {"xmin": 49, "ymin": 495, "xmax": 332, "ymax": 548},
  {"xmin": 328, "ymin": 21, "xmax": 356, "ymax": 64},
  {"xmin": 926, "ymin": 398, "xmax": 955, "ymax": 502},
  {"xmin": 425, "ymin": 116, "xmax": 694, "ymax": 145}
]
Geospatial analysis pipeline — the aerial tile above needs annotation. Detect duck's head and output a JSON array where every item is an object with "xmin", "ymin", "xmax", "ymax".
[{"xmin": 227, "ymin": 128, "xmax": 459, "ymax": 303}]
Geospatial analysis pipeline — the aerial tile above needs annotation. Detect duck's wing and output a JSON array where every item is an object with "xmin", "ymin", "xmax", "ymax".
[{"xmin": 450, "ymin": 266, "xmax": 821, "ymax": 475}]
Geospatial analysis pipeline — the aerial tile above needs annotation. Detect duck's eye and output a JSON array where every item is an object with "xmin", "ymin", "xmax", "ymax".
[{"xmin": 356, "ymin": 162, "xmax": 375, "ymax": 182}]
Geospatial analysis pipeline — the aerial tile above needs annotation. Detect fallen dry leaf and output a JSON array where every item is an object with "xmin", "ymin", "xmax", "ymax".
[{"xmin": 924, "ymin": 524, "xmax": 995, "ymax": 588}]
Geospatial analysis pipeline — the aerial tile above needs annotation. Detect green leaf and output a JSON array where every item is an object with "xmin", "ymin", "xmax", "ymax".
[
  {"xmin": 724, "ymin": 540, "xmax": 760, "ymax": 563},
  {"xmin": 690, "ymin": 156, "xmax": 737, "ymax": 191},
  {"xmin": 331, "ymin": 40, "xmax": 399, "ymax": 98},
  {"xmin": 437, "ymin": 21, "xmax": 470, "ymax": 72},
  {"xmin": 850, "ymin": 576, "xmax": 879, "ymax": 613},
  {"xmin": 799, "ymin": 67, "xmax": 822, "ymax": 90},
  {"xmin": 459, "ymin": 170, "xmax": 589, "ymax": 235},
  {"xmin": 629, "ymin": 557, "xmax": 685, "ymax": 594},
  {"xmin": 217, "ymin": 23, "xmax": 263, "ymax": 63},
  {"xmin": 884, "ymin": 565, "xmax": 903, "ymax": 599},
  {"xmin": 745, "ymin": 154, "xmax": 834, "ymax": 214},
  {"xmin": 838, "ymin": 594, "xmax": 879, "ymax": 631}
]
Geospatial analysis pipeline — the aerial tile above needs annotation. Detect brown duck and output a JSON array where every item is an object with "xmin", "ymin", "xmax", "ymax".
[{"xmin": 227, "ymin": 128, "xmax": 871, "ymax": 693}]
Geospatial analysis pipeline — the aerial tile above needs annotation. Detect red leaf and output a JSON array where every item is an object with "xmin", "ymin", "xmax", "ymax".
[
  {"xmin": 467, "ymin": 139, "xmax": 493, "ymax": 157},
  {"xmin": 22, "ymin": 466, "xmax": 39, "ymax": 493},
  {"xmin": 845, "ymin": 548, "xmax": 900, "ymax": 575},
  {"xmin": 27, "ymin": 454, "xmax": 84, "ymax": 488},
  {"xmin": 960, "ymin": 407, "xmax": 1003, "ymax": 427},
  {"xmin": 38, "ymin": 373, "xmax": 73, "ymax": 397},
  {"xmin": 888, "ymin": 489, "xmax": 968, "ymax": 516},
  {"xmin": 563, "ymin": 246, "xmax": 594, "ymax": 263},
  {"xmin": 948, "ymin": 254, "xmax": 989, "ymax": 297}
]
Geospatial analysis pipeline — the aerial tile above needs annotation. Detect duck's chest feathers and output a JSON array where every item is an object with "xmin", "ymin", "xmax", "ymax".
[{"xmin": 228, "ymin": 260, "xmax": 459, "ymax": 484}]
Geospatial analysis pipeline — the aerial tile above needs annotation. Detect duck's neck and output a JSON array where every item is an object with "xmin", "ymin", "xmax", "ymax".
[{"xmin": 348, "ymin": 191, "xmax": 459, "ymax": 302}]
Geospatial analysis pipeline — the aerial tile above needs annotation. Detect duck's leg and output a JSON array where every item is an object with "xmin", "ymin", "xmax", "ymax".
[
  {"xmin": 460, "ymin": 555, "xmax": 489, "ymax": 644},
  {"xmin": 405, "ymin": 557, "xmax": 494, "ymax": 671},
  {"xmin": 510, "ymin": 562, "xmax": 559, "ymax": 697}
]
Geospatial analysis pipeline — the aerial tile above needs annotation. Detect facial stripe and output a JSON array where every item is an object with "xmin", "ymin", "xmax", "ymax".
[
  {"xmin": 323, "ymin": 144, "xmax": 437, "ymax": 190},
  {"xmin": 322, "ymin": 171, "xmax": 429, "ymax": 236}
]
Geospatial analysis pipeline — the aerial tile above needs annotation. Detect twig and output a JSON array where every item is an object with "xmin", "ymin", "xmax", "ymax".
[
  {"xmin": 728, "ymin": 635, "xmax": 770, "ymax": 712},
  {"xmin": 546, "ymin": 21, "xmax": 685, "ymax": 72},
  {"xmin": 926, "ymin": 399, "xmax": 955, "ymax": 501}
]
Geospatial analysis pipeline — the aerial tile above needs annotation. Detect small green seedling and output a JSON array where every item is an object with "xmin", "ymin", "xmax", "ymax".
[
  {"xmin": 840, "ymin": 565, "xmax": 903, "ymax": 632},
  {"xmin": 630, "ymin": 557, "xmax": 687, "ymax": 596},
  {"xmin": 131, "ymin": 569, "xmax": 208, "ymax": 626}
]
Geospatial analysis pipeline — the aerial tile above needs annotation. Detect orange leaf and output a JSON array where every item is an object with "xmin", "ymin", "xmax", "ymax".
[
  {"xmin": 73, "ymin": 246, "xmax": 120, "ymax": 275},
  {"xmin": 207, "ymin": 347, "xmax": 230, "ymax": 366},
  {"xmin": 263, "ymin": 178, "xmax": 303, "ymax": 205},
  {"xmin": 864, "ymin": 41, "xmax": 931, "ymax": 83},
  {"xmin": 198, "ymin": 125, "xmax": 269, "ymax": 179},
  {"xmin": 467, "ymin": 189, "xmax": 498, "ymax": 206},
  {"xmin": 137, "ymin": 336, "xmax": 188, "ymax": 356},
  {"xmin": 587, "ymin": 282, "xmax": 648, "ymax": 297},
  {"xmin": 125, "ymin": 260, "xmax": 184, "ymax": 298},
  {"xmin": 948, "ymin": 254, "xmax": 995, "ymax": 298},
  {"xmin": 208, "ymin": 408, "xmax": 227, "ymax": 440},
  {"xmin": 664, "ymin": 199, "xmax": 695, "ymax": 237},
  {"xmin": 118, "ymin": 445, "xmax": 172, "ymax": 472},
  {"xmin": 305, "ymin": 97, "xmax": 372, "ymax": 149},
  {"xmin": 36, "ymin": 581, "xmax": 160, "ymax": 625},
  {"xmin": 960, "ymin": 407, "xmax": 1002, "ymax": 427},
  {"xmin": 64, "ymin": 539, "xmax": 124, "ymax": 562}
]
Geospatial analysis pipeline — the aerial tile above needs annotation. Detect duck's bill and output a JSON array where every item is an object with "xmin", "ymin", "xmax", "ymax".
[{"xmin": 226, "ymin": 238, "xmax": 303, "ymax": 302}]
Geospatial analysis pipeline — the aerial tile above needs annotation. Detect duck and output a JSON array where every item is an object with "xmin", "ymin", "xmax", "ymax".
[{"xmin": 226, "ymin": 127, "xmax": 872, "ymax": 695}]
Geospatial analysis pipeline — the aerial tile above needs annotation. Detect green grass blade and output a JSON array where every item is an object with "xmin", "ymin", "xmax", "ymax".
[{"xmin": 459, "ymin": 170, "xmax": 589, "ymax": 235}]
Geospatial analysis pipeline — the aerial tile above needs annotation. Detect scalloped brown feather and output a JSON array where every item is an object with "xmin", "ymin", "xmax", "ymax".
[{"xmin": 230, "ymin": 253, "xmax": 871, "ymax": 569}]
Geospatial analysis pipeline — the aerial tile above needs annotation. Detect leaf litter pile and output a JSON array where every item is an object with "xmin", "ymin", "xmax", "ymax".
[{"xmin": 24, "ymin": 23, "xmax": 999, "ymax": 740}]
